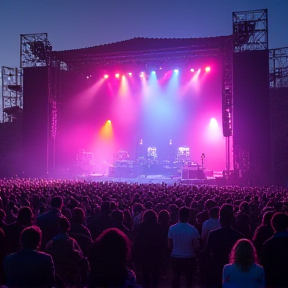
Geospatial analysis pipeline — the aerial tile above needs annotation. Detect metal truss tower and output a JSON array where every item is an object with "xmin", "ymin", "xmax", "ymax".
[
  {"xmin": 269, "ymin": 48, "xmax": 288, "ymax": 88},
  {"xmin": 233, "ymin": 9, "xmax": 268, "ymax": 52},
  {"xmin": 20, "ymin": 33, "xmax": 52, "ymax": 67},
  {"xmin": 21, "ymin": 33, "xmax": 61, "ymax": 174},
  {"xmin": 221, "ymin": 36, "xmax": 233, "ymax": 172},
  {"xmin": 1, "ymin": 67, "xmax": 23, "ymax": 122},
  {"xmin": 232, "ymin": 9, "xmax": 269, "ymax": 185}
]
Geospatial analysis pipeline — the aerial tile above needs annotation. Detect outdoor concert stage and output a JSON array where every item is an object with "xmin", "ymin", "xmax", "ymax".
[
  {"xmin": 20, "ymin": 36, "xmax": 230, "ymax": 181},
  {"xmin": 3, "ymin": 9, "xmax": 280, "ymax": 187}
]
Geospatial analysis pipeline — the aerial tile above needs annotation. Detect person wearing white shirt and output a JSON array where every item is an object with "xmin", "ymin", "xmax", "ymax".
[
  {"xmin": 201, "ymin": 206, "xmax": 221, "ymax": 248},
  {"xmin": 168, "ymin": 206, "xmax": 200, "ymax": 288}
]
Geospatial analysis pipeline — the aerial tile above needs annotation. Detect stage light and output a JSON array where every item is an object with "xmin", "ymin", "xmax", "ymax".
[
  {"xmin": 104, "ymin": 74, "xmax": 109, "ymax": 79},
  {"xmin": 174, "ymin": 69, "xmax": 179, "ymax": 73},
  {"xmin": 107, "ymin": 120, "xmax": 111, "ymax": 123},
  {"xmin": 205, "ymin": 67, "xmax": 211, "ymax": 72},
  {"xmin": 140, "ymin": 72, "xmax": 145, "ymax": 78},
  {"xmin": 190, "ymin": 69, "xmax": 195, "ymax": 72},
  {"xmin": 151, "ymin": 71, "xmax": 156, "ymax": 75},
  {"xmin": 128, "ymin": 72, "xmax": 132, "ymax": 76},
  {"xmin": 115, "ymin": 74, "xmax": 120, "ymax": 78}
]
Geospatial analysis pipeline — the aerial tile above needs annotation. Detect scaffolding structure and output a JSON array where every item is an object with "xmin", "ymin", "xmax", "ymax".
[
  {"xmin": 20, "ymin": 33, "xmax": 52, "ymax": 68},
  {"xmin": 233, "ymin": 9, "xmax": 268, "ymax": 52},
  {"xmin": 0, "ymin": 67, "xmax": 23, "ymax": 176},
  {"xmin": 1, "ymin": 66, "xmax": 23, "ymax": 123},
  {"xmin": 269, "ymin": 47, "xmax": 288, "ymax": 88},
  {"xmin": 232, "ymin": 9, "xmax": 269, "ymax": 185}
]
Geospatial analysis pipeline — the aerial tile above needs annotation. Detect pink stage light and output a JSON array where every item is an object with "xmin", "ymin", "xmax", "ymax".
[
  {"xmin": 128, "ymin": 72, "xmax": 132, "ymax": 76},
  {"xmin": 104, "ymin": 74, "xmax": 109, "ymax": 79},
  {"xmin": 205, "ymin": 67, "xmax": 211, "ymax": 72},
  {"xmin": 107, "ymin": 120, "xmax": 111, "ymax": 123},
  {"xmin": 209, "ymin": 118, "xmax": 218, "ymax": 128},
  {"xmin": 140, "ymin": 72, "xmax": 145, "ymax": 78},
  {"xmin": 115, "ymin": 74, "xmax": 120, "ymax": 78},
  {"xmin": 190, "ymin": 69, "xmax": 195, "ymax": 72}
]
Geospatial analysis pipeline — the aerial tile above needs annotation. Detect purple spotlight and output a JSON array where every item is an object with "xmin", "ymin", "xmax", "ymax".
[
  {"xmin": 190, "ymin": 69, "xmax": 195, "ymax": 72},
  {"xmin": 174, "ymin": 69, "xmax": 179, "ymax": 73},
  {"xmin": 128, "ymin": 72, "xmax": 132, "ymax": 76}
]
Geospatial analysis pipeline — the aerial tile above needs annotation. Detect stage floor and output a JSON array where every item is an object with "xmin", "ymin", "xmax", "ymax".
[{"xmin": 78, "ymin": 173, "xmax": 218, "ymax": 186}]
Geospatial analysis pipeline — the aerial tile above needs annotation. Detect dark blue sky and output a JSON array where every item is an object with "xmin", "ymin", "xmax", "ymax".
[{"xmin": 0, "ymin": 0, "xmax": 288, "ymax": 68}]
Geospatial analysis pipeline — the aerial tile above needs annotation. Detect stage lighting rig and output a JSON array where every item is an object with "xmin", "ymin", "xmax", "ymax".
[
  {"xmin": 148, "ymin": 147, "xmax": 157, "ymax": 160},
  {"xmin": 177, "ymin": 147, "xmax": 190, "ymax": 162}
]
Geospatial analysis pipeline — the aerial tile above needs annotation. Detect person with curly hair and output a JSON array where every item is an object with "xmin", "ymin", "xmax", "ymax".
[
  {"xmin": 87, "ymin": 228, "xmax": 136, "ymax": 288},
  {"xmin": 222, "ymin": 238, "xmax": 265, "ymax": 288}
]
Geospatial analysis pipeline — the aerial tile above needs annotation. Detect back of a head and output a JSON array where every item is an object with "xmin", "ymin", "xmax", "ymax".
[
  {"xmin": 143, "ymin": 209, "xmax": 157, "ymax": 223},
  {"xmin": 262, "ymin": 211, "xmax": 274, "ymax": 225},
  {"xmin": 21, "ymin": 226, "xmax": 42, "ymax": 249},
  {"xmin": 271, "ymin": 212, "xmax": 288, "ymax": 232},
  {"xmin": 220, "ymin": 204, "xmax": 234, "ymax": 226},
  {"xmin": 90, "ymin": 228, "xmax": 131, "ymax": 287},
  {"xmin": 144, "ymin": 201, "xmax": 153, "ymax": 209},
  {"xmin": 95, "ymin": 228, "xmax": 130, "ymax": 266},
  {"xmin": 133, "ymin": 203, "xmax": 144, "ymax": 214},
  {"xmin": 158, "ymin": 209, "xmax": 170, "ymax": 226},
  {"xmin": 58, "ymin": 216, "xmax": 70, "ymax": 233},
  {"xmin": 239, "ymin": 201, "xmax": 250, "ymax": 214},
  {"xmin": 72, "ymin": 207, "xmax": 85, "ymax": 223},
  {"xmin": 110, "ymin": 201, "xmax": 117, "ymax": 211},
  {"xmin": 179, "ymin": 206, "xmax": 190, "ymax": 223},
  {"xmin": 205, "ymin": 199, "xmax": 217, "ymax": 211},
  {"xmin": 112, "ymin": 210, "xmax": 124, "ymax": 223},
  {"xmin": 230, "ymin": 238, "xmax": 257, "ymax": 272},
  {"xmin": 17, "ymin": 206, "xmax": 33, "ymax": 224},
  {"xmin": 209, "ymin": 206, "xmax": 220, "ymax": 219},
  {"xmin": 101, "ymin": 201, "xmax": 111, "ymax": 215},
  {"xmin": 51, "ymin": 196, "xmax": 63, "ymax": 209},
  {"xmin": 169, "ymin": 204, "xmax": 178, "ymax": 214}
]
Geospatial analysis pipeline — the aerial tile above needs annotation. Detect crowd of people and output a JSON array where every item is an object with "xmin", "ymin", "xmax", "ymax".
[{"xmin": 0, "ymin": 177, "xmax": 287, "ymax": 288}]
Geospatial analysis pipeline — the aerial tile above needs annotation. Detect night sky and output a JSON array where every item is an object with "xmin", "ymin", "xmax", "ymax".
[{"xmin": 0, "ymin": 0, "xmax": 288, "ymax": 68}]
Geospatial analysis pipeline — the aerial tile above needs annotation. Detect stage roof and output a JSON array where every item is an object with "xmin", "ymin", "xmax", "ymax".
[{"xmin": 50, "ymin": 36, "xmax": 232, "ymax": 71}]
